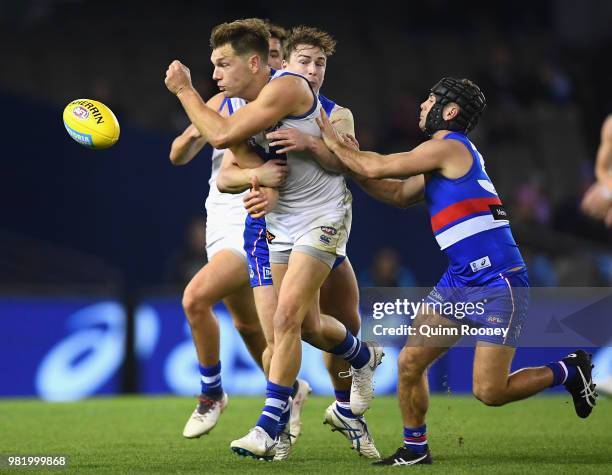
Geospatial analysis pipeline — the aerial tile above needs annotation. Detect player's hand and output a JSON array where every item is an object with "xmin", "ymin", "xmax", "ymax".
[
  {"xmin": 165, "ymin": 60, "xmax": 193, "ymax": 96},
  {"xmin": 581, "ymin": 182, "xmax": 612, "ymax": 221},
  {"xmin": 243, "ymin": 178, "xmax": 279, "ymax": 218},
  {"xmin": 316, "ymin": 109, "xmax": 343, "ymax": 151},
  {"xmin": 255, "ymin": 159, "xmax": 288, "ymax": 188},
  {"xmin": 266, "ymin": 129, "xmax": 312, "ymax": 154},
  {"xmin": 342, "ymin": 133, "xmax": 360, "ymax": 151}
]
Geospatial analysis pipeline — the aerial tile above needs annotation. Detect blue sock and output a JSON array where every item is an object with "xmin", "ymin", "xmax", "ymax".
[
  {"xmin": 256, "ymin": 381, "xmax": 293, "ymax": 439},
  {"xmin": 404, "ymin": 425, "xmax": 427, "ymax": 454},
  {"xmin": 334, "ymin": 390, "xmax": 356, "ymax": 419},
  {"xmin": 199, "ymin": 362, "xmax": 223, "ymax": 397},
  {"xmin": 329, "ymin": 330, "xmax": 371, "ymax": 369},
  {"xmin": 277, "ymin": 397, "xmax": 292, "ymax": 434},
  {"xmin": 546, "ymin": 361, "xmax": 576, "ymax": 386}
]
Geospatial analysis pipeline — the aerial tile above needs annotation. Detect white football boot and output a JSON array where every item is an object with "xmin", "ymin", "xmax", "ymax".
[
  {"xmin": 323, "ymin": 403, "xmax": 380, "ymax": 459},
  {"xmin": 230, "ymin": 426, "xmax": 277, "ymax": 461},
  {"xmin": 273, "ymin": 429, "xmax": 295, "ymax": 461},
  {"xmin": 289, "ymin": 379, "xmax": 312, "ymax": 439},
  {"xmin": 182, "ymin": 393, "xmax": 228, "ymax": 438},
  {"xmin": 348, "ymin": 342, "xmax": 384, "ymax": 416}
]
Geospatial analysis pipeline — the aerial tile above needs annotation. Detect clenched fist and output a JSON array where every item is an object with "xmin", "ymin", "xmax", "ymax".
[{"xmin": 165, "ymin": 60, "xmax": 193, "ymax": 96}]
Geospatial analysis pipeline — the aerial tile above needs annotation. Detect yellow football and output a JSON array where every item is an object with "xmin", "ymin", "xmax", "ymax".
[{"xmin": 63, "ymin": 99, "xmax": 120, "ymax": 149}]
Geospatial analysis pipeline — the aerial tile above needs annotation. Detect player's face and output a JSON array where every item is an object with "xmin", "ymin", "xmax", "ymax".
[
  {"xmin": 211, "ymin": 45, "xmax": 253, "ymax": 98},
  {"xmin": 419, "ymin": 93, "xmax": 436, "ymax": 131},
  {"xmin": 268, "ymin": 38, "xmax": 283, "ymax": 69},
  {"xmin": 284, "ymin": 44, "xmax": 326, "ymax": 94}
]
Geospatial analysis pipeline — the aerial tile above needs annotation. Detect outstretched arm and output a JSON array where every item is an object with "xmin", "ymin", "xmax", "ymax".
[
  {"xmin": 165, "ymin": 61, "xmax": 311, "ymax": 149},
  {"xmin": 317, "ymin": 110, "xmax": 447, "ymax": 179},
  {"xmin": 350, "ymin": 173, "xmax": 426, "ymax": 208},
  {"xmin": 266, "ymin": 107, "xmax": 355, "ymax": 173}
]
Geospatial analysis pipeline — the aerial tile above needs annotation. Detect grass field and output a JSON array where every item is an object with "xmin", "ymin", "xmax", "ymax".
[{"xmin": 0, "ymin": 394, "xmax": 610, "ymax": 473}]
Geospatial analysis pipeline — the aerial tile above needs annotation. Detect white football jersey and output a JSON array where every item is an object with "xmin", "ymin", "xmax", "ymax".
[
  {"xmin": 249, "ymin": 70, "xmax": 350, "ymax": 249},
  {"xmin": 205, "ymin": 97, "xmax": 248, "ymax": 229}
]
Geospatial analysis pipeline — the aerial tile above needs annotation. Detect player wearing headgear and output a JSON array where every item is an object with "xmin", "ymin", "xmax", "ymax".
[
  {"xmin": 168, "ymin": 22, "xmax": 308, "ymax": 441},
  {"xmin": 165, "ymin": 18, "xmax": 383, "ymax": 461},
  {"xmin": 318, "ymin": 77, "xmax": 599, "ymax": 466},
  {"xmin": 220, "ymin": 25, "xmax": 379, "ymax": 459}
]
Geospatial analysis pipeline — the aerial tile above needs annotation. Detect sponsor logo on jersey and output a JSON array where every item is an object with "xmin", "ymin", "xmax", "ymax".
[
  {"xmin": 266, "ymin": 230, "xmax": 276, "ymax": 243},
  {"xmin": 489, "ymin": 204, "xmax": 509, "ymax": 220},
  {"xmin": 320, "ymin": 226, "xmax": 337, "ymax": 236},
  {"xmin": 470, "ymin": 256, "xmax": 492, "ymax": 272}
]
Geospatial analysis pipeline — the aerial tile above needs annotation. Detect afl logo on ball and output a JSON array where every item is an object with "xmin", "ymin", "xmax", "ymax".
[
  {"xmin": 72, "ymin": 106, "xmax": 90, "ymax": 120},
  {"xmin": 320, "ymin": 226, "xmax": 337, "ymax": 236}
]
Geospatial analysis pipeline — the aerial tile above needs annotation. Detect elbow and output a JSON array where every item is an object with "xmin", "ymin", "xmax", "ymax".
[
  {"xmin": 168, "ymin": 153, "xmax": 183, "ymax": 166},
  {"xmin": 208, "ymin": 132, "xmax": 232, "ymax": 150}
]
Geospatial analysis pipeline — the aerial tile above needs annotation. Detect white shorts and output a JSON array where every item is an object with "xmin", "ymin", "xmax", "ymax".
[
  {"xmin": 205, "ymin": 217, "xmax": 246, "ymax": 261},
  {"xmin": 266, "ymin": 190, "xmax": 352, "ymax": 257}
]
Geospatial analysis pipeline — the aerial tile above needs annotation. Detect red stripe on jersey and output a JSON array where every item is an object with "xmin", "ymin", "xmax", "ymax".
[{"xmin": 431, "ymin": 197, "xmax": 502, "ymax": 233}]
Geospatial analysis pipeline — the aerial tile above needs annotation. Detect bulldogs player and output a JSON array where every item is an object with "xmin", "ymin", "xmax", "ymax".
[{"xmin": 318, "ymin": 77, "xmax": 599, "ymax": 466}]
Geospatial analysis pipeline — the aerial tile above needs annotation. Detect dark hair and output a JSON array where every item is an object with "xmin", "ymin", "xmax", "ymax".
[
  {"xmin": 284, "ymin": 25, "xmax": 336, "ymax": 59},
  {"xmin": 264, "ymin": 20, "xmax": 288, "ymax": 43},
  {"xmin": 210, "ymin": 18, "xmax": 270, "ymax": 62}
]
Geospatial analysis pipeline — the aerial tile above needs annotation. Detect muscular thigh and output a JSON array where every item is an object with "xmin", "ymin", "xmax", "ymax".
[{"xmin": 185, "ymin": 249, "xmax": 249, "ymax": 302}]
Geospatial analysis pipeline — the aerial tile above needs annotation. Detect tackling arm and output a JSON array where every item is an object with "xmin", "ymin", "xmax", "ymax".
[
  {"xmin": 351, "ymin": 173, "xmax": 426, "ymax": 208},
  {"xmin": 266, "ymin": 107, "xmax": 355, "ymax": 173},
  {"xmin": 216, "ymin": 143, "xmax": 288, "ymax": 194},
  {"xmin": 317, "ymin": 109, "xmax": 447, "ymax": 179}
]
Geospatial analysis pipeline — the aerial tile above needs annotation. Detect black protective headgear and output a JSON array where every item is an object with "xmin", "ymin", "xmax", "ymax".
[{"xmin": 423, "ymin": 77, "xmax": 486, "ymax": 136}]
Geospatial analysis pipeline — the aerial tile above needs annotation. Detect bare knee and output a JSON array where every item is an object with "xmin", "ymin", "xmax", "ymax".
[
  {"xmin": 398, "ymin": 349, "xmax": 427, "ymax": 383},
  {"xmin": 473, "ymin": 383, "xmax": 508, "ymax": 406},
  {"xmin": 182, "ymin": 284, "xmax": 214, "ymax": 327},
  {"xmin": 273, "ymin": 304, "xmax": 302, "ymax": 337}
]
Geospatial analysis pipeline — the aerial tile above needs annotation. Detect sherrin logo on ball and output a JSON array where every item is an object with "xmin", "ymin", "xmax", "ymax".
[{"xmin": 63, "ymin": 99, "xmax": 120, "ymax": 149}]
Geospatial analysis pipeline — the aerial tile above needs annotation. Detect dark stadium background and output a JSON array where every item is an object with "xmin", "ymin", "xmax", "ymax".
[{"xmin": 0, "ymin": 0, "xmax": 610, "ymax": 400}]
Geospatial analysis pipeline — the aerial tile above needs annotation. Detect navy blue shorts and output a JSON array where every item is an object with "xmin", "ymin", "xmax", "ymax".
[
  {"xmin": 244, "ymin": 215, "xmax": 273, "ymax": 288},
  {"xmin": 426, "ymin": 268, "xmax": 529, "ymax": 346}
]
